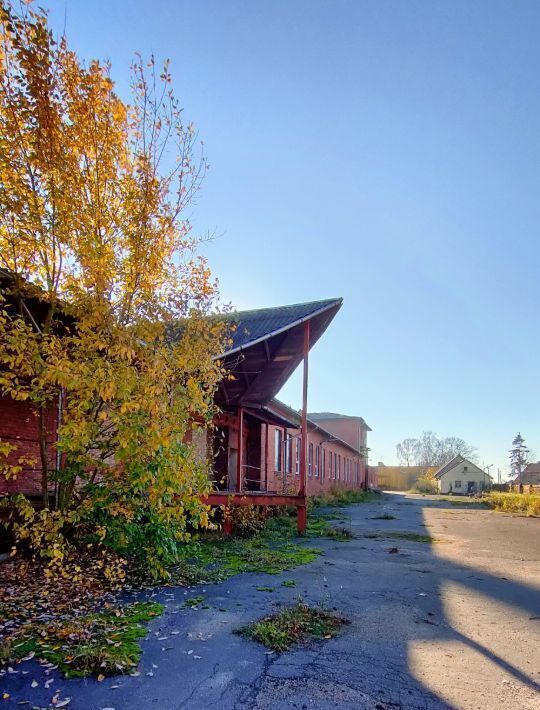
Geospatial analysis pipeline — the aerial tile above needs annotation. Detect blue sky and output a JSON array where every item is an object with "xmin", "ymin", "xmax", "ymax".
[{"xmin": 45, "ymin": 0, "xmax": 540, "ymax": 477}]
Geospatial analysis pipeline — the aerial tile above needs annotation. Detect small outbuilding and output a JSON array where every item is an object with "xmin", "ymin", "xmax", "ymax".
[{"xmin": 434, "ymin": 455, "xmax": 492, "ymax": 495}]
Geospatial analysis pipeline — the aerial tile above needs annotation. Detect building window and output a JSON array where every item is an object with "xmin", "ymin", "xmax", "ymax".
[
  {"xmin": 308, "ymin": 443, "xmax": 313, "ymax": 477},
  {"xmin": 295, "ymin": 439, "xmax": 300, "ymax": 475},
  {"xmin": 274, "ymin": 429, "xmax": 282, "ymax": 471},
  {"xmin": 322, "ymin": 448, "xmax": 326, "ymax": 480},
  {"xmin": 285, "ymin": 434, "xmax": 292, "ymax": 473},
  {"xmin": 329, "ymin": 451, "xmax": 333, "ymax": 479},
  {"xmin": 334, "ymin": 452, "xmax": 337, "ymax": 479},
  {"xmin": 338, "ymin": 455, "xmax": 341, "ymax": 480},
  {"xmin": 315, "ymin": 446, "xmax": 320, "ymax": 477},
  {"xmin": 454, "ymin": 480, "xmax": 461, "ymax": 488},
  {"xmin": 463, "ymin": 466, "xmax": 468, "ymax": 471}
]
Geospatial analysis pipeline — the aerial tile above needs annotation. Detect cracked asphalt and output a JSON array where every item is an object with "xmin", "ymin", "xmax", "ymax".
[{"xmin": 2, "ymin": 492, "xmax": 540, "ymax": 709}]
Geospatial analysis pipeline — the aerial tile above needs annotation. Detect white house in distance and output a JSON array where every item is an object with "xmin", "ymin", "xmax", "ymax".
[{"xmin": 434, "ymin": 455, "xmax": 492, "ymax": 495}]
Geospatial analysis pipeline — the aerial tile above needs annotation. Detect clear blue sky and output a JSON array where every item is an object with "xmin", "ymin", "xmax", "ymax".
[{"xmin": 45, "ymin": 0, "xmax": 540, "ymax": 478}]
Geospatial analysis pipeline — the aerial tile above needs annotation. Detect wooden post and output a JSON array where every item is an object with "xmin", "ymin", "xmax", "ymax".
[
  {"xmin": 264, "ymin": 422, "xmax": 269, "ymax": 492},
  {"xmin": 223, "ymin": 517, "xmax": 233, "ymax": 536},
  {"xmin": 298, "ymin": 320, "xmax": 309, "ymax": 533},
  {"xmin": 283, "ymin": 426, "xmax": 287, "ymax": 492},
  {"xmin": 237, "ymin": 406, "xmax": 244, "ymax": 492}
]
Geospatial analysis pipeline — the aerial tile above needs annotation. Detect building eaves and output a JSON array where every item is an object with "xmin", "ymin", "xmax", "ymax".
[
  {"xmin": 308, "ymin": 411, "xmax": 372, "ymax": 431},
  {"xmin": 269, "ymin": 399, "xmax": 366, "ymax": 456}
]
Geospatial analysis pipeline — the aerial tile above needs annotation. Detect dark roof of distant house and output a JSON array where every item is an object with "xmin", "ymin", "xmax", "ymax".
[
  {"xmin": 308, "ymin": 411, "xmax": 371, "ymax": 431},
  {"xmin": 434, "ymin": 455, "xmax": 492, "ymax": 480},
  {"xmin": 218, "ymin": 298, "xmax": 342, "ymax": 356},
  {"xmin": 510, "ymin": 462, "xmax": 540, "ymax": 484}
]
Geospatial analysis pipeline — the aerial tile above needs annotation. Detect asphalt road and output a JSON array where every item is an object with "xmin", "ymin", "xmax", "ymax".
[{"xmin": 2, "ymin": 493, "xmax": 540, "ymax": 709}]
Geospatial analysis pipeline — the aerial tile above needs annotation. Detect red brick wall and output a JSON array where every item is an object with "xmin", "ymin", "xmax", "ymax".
[
  {"xmin": 0, "ymin": 395, "xmax": 58, "ymax": 496},
  {"xmin": 265, "ymin": 423, "xmax": 367, "ymax": 496}
]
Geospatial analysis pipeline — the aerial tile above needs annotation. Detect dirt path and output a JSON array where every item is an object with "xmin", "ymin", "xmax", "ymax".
[{"xmin": 2, "ymin": 493, "xmax": 539, "ymax": 709}]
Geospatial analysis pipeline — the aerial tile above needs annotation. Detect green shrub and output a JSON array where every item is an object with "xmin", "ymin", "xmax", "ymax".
[
  {"xmin": 410, "ymin": 476, "xmax": 438, "ymax": 494},
  {"xmin": 223, "ymin": 503, "xmax": 267, "ymax": 537}
]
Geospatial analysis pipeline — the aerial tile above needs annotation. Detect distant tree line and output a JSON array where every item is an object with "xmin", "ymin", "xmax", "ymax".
[{"xmin": 395, "ymin": 431, "xmax": 477, "ymax": 468}]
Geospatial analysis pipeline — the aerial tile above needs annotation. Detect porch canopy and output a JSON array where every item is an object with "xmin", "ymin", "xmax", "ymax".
[
  {"xmin": 207, "ymin": 298, "xmax": 342, "ymax": 532},
  {"xmin": 215, "ymin": 298, "xmax": 342, "ymax": 410}
]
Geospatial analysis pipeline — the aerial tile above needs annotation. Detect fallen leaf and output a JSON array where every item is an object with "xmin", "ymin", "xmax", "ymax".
[{"xmin": 97, "ymin": 674, "xmax": 105, "ymax": 682}]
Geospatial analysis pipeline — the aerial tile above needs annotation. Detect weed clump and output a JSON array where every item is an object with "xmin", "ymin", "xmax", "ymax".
[{"xmin": 236, "ymin": 601, "xmax": 348, "ymax": 652}]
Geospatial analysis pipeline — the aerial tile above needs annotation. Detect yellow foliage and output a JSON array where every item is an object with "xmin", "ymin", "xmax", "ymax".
[{"xmin": 0, "ymin": 1, "xmax": 230, "ymax": 579}]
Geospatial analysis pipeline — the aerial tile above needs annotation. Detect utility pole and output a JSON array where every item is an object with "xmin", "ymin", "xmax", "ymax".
[{"xmin": 484, "ymin": 464, "xmax": 493, "ymax": 491}]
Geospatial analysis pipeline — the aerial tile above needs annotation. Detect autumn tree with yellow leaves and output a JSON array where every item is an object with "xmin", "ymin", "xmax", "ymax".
[{"xmin": 0, "ymin": 1, "xmax": 227, "ymax": 578}]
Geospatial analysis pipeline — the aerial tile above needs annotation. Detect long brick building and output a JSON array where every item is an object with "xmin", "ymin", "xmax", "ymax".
[{"xmin": 1, "ymin": 290, "xmax": 372, "ymax": 528}]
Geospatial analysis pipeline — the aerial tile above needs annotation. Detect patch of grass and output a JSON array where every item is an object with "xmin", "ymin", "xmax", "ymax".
[
  {"xmin": 315, "ymin": 511, "xmax": 349, "ymax": 521},
  {"xmin": 371, "ymin": 513, "xmax": 396, "ymax": 520},
  {"xmin": 6, "ymin": 601, "xmax": 163, "ymax": 678},
  {"xmin": 486, "ymin": 492, "xmax": 540, "ymax": 517},
  {"xmin": 235, "ymin": 601, "xmax": 348, "ymax": 652},
  {"xmin": 265, "ymin": 513, "xmax": 353, "ymax": 541},
  {"xmin": 436, "ymin": 496, "xmax": 489, "ymax": 507},
  {"xmin": 183, "ymin": 596, "xmax": 204, "ymax": 607},
  {"xmin": 173, "ymin": 508, "xmax": 346, "ymax": 583},
  {"xmin": 282, "ymin": 580, "xmax": 296, "ymax": 588},
  {"xmin": 256, "ymin": 586, "xmax": 274, "ymax": 592},
  {"xmin": 310, "ymin": 489, "xmax": 378, "ymax": 508},
  {"xmin": 178, "ymin": 534, "xmax": 321, "ymax": 578},
  {"xmin": 362, "ymin": 531, "xmax": 437, "ymax": 543}
]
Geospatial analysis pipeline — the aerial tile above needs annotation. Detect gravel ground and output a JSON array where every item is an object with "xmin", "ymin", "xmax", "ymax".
[{"xmin": 2, "ymin": 492, "xmax": 539, "ymax": 709}]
